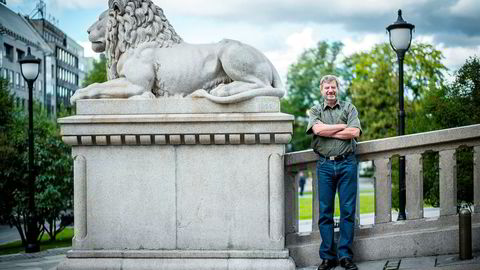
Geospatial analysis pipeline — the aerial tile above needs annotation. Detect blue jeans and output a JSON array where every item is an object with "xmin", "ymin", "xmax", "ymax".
[{"xmin": 316, "ymin": 154, "xmax": 357, "ymax": 260}]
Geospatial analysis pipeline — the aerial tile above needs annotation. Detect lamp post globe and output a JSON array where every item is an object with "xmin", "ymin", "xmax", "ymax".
[
  {"xmin": 19, "ymin": 47, "xmax": 41, "ymax": 253},
  {"xmin": 387, "ymin": 10, "xmax": 415, "ymax": 221}
]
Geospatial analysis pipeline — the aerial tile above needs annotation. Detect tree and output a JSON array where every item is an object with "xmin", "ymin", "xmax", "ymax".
[
  {"xmin": 284, "ymin": 41, "xmax": 448, "ymax": 210},
  {"xmin": 0, "ymin": 79, "xmax": 73, "ymax": 245},
  {"xmin": 82, "ymin": 55, "xmax": 107, "ymax": 87},
  {"xmin": 343, "ymin": 43, "xmax": 447, "ymax": 209},
  {"xmin": 419, "ymin": 56, "xmax": 480, "ymax": 208},
  {"xmin": 282, "ymin": 41, "xmax": 345, "ymax": 151},
  {"xmin": 423, "ymin": 56, "xmax": 480, "ymax": 128},
  {"xmin": 34, "ymin": 108, "xmax": 73, "ymax": 241},
  {"xmin": 343, "ymin": 43, "xmax": 447, "ymax": 140},
  {"xmin": 0, "ymin": 78, "xmax": 33, "ymax": 244}
]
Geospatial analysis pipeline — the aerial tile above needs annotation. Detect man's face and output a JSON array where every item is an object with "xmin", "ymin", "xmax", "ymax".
[{"xmin": 321, "ymin": 80, "xmax": 338, "ymax": 102}]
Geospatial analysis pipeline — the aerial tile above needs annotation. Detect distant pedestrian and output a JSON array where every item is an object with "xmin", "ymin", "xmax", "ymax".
[
  {"xmin": 306, "ymin": 75, "xmax": 362, "ymax": 270},
  {"xmin": 299, "ymin": 171, "xmax": 306, "ymax": 196}
]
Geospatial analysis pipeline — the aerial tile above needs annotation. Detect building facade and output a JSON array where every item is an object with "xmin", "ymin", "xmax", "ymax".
[
  {"xmin": 0, "ymin": 3, "xmax": 52, "ymax": 111},
  {"xmin": 29, "ymin": 18, "xmax": 85, "ymax": 114},
  {"xmin": 1, "ymin": 1, "xmax": 89, "ymax": 117}
]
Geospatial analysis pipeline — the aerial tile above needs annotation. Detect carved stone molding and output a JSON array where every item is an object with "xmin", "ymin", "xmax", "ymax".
[{"xmin": 62, "ymin": 133, "xmax": 292, "ymax": 146}]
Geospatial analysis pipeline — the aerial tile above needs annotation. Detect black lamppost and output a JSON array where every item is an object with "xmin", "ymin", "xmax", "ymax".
[
  {"xmin": 387, "ymin": 10, "xmax": 415, "ymax": 221},
  {"xmin": 19, "ymin": 47, "xmax": 41, "ymax": 253}
]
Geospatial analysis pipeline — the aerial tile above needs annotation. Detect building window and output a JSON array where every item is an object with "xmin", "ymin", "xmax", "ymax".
[
  {"xmin": 38, "ymin": 80, "xmax": 42, "ymax": 92},
  {"xmin": 0, "ymin": 68, "xmax": 6, "ymax": 79},
  {"xmin": 9, "ymin": 70, "xmax": 14, "ymax": 84},
  {"xmin": 4, "ymin": 43, "xmax": 14, "ymax": 62},
  {"xmin": 16, "ymin": 49, "xmax": 25, "ymax": 62},
  {"xmin": 15, "ymin": 72, "xmax": 20, "ymax": 86}
]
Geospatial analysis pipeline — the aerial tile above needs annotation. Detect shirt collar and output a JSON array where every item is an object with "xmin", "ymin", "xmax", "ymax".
[{"xmin": 323, "ymin": 100, "xmax": 340, "ymax": 110}]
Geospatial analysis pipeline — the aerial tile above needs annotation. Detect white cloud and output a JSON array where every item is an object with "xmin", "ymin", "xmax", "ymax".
[
  {"xmin": 341, "ymin": 34, "xmax": 385, "ymax": 57},
  {"xmin": 450, "ymin": 0, "xmax": 480, "ymax": 18},
  {"xmin": 156, "ymin": 0, "xmax": 428, "ymax": 18},
  {"xmin": 442, "ymin": 45, "xmax": 480, "ymax": 71},
  {"xmin": 49, "ymin": 0, "xmax": 105, "ymax": 10},
  {"xmin": 265, "ymin": 28, "xmax": 315, "ymax": 80},
  {"xmin": 414, "ymin": 35, "xmax": 435, "ymax": 44}
]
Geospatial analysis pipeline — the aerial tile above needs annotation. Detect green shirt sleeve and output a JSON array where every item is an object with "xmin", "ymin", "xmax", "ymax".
[
  {"xmin": 306, "ymin": 105, "xmax": 322, "ymax": 134},
  {"xmin": 347, "ymin": 104, "xmax": 362, "ymax": 135}
]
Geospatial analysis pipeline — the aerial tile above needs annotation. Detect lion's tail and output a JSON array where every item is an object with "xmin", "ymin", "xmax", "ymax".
[{"xmin": 191, "ymin": 88, "xmax": 285, "ymax": 104}]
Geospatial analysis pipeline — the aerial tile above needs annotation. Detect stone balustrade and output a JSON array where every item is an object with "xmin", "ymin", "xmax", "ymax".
[{"xmin": 284, "ymin": 124, "xmax": 480, "ymax": 267}]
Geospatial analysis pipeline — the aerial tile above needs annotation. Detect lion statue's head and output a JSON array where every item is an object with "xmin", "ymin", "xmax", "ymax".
[
  {"xmin": 88, "ymin": 10, "xmax": 109, "ymax": 53},
  {"xmin": 106, "ymin": 0, "xmax": 183, "ymax": 79}
]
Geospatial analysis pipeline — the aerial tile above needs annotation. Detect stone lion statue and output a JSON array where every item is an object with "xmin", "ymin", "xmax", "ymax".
[{"xmin": 70, "ymin": 0, "xmax": 285, "ymax": 104}]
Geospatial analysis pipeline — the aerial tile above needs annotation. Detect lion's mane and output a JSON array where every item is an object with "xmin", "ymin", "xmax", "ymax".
[{"xmin": 106, "ymin": 0, "xmax": 183, "ymax": 80}]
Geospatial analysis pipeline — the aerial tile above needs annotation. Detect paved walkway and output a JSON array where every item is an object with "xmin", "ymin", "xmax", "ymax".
[
  {"xmin": 0, "ymin": 226, "xmax": 20, "ymax": 245},
  {"xmin": 0, "ymin": 248, "xmax": 478, "ymax": 270},
  {"xmin": 0, "ymin": 248, "xmax": 68, "ymax": 270},
  {"xmin": 300, "ymin": 252, "xmax": 480, "ymax": 270}
]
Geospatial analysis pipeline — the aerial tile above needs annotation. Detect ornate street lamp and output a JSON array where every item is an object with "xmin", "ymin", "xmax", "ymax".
[
  {"xmin": 19, "ymin": 47, "xmax": 41, "ymax": 253},
  {"xmin": 387, "ymin": 10, "xmax": 415, "ymax": 221}
]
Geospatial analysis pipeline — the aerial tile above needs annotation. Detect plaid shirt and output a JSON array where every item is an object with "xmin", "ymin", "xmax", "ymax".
[{"xmin": 306, "ymin": 101, "xmax": 362, "ymax": 156}]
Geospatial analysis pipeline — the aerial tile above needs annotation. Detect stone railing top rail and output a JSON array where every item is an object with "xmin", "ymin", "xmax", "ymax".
[
  {"xmin": 73, "ymin": 97, "xmax": 282, "ymax": 115},
  {"xmin": 58, "ymin": 113, "xmax": 294, "ymax": 124},
  {"xmin": 285, "ymin": 124, "xmax": 480, "ymax": 166}
]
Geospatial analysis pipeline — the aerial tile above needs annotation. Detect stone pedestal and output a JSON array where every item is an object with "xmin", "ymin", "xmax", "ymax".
[{"xmin": 57, "ymin": 97, "xmax": 295, "ymax": 270}]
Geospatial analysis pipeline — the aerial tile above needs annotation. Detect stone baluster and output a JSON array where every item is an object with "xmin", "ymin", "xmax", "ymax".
[
  {"xmin": 309, "ymin": 163, "xmax": 319, "ymax": 232},
  {"xmin": 439, "ymin": 149, "xmax": 457, "ymax": 216},
  {"xmin": 269, "ymin": 153, "xmax": 285, "ymax": 244},
  {"xmin": 284, "ymin": 169, "xmax": 298, "ymax": 234},
  {"xmin": 374, "ymin": 158, "xmax": 392, "ymax": 224},
  {"xmin": 474, "ymin": 146, "xmax": 480, "ymax": 214},
  {"xmin": 73, "ymin": 155, "xmax": 87, "ymax": 247},
  {"xmin": 406, "ymin": 154, "xmax": 424, "ymax": 219}
]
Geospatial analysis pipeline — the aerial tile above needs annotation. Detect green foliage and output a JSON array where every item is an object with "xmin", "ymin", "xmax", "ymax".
[
  {"xmin": 284, "ymin": 41, "xmax": 462, "ymax": 210},
  {"xmin": 82, "ymin": 55, "xmax": 107, "ymax": 87},
  {"xmin": 343, "ymin": 43, "xmax": 447, "ymax": 140},
  {"xmin": 282, "ymin": 41, "xmax": 345, "ymax": 151},
  {"xmin": 417, "ymin": 56, "xmax": 480, "ymax": 208},
  {"xmin": 341, "ymin": 43, "xmax": 447, "ymax": 210},
  {"xmin": 0, "ymin": 79, "xmax": 73, "ymax": 246},
  {"xmin": 423, "ymin": 56, "xmax": 480, "ymax": 128},
  {"xmin": 422, "ymin": 152, "xmax": 439, "ymax": 207}
]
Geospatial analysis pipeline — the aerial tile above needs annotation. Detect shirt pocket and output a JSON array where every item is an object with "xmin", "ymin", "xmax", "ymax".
[{"xmin": 338, "ymin": 110, "xmax": 348, "ymax": 124}]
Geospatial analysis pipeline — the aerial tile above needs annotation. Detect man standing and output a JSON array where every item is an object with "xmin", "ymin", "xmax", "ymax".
[
  {"xmin": 299, "ymin": 171, "xmax": 306, "ymax": 196},
  {"xmin": 306, "ymin": 75, "xmax": 361, "ymax": 270}
]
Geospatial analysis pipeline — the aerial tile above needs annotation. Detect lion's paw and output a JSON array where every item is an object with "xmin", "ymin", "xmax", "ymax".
[
  {"xmin": 128, "ymin": 91, "xmax": 156, "ymax": 100},
  {"xmin": 209, "ymin": 86, "xmax": 231, "ymax": 97},
  {"xmin": 189, "ymin": 89, "xmax": 208, "ymax": 98},
  {"xmin": 70, "ymin": 94, "xmax": 79, "ymax": 105}
]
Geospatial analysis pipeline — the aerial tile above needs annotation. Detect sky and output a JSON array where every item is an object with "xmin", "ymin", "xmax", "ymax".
[{"xmin": 5, "ymin": 0, "xmax": 480, "ymax": 82}]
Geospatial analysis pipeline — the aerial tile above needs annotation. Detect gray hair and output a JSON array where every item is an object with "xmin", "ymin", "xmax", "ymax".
[{"xmin": 320, "ymin": 75, "xmax": 340, "ymax": 90}]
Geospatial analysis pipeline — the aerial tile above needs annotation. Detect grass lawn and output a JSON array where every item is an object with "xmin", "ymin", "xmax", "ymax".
[
  {"xmin": 0, "ymin": 227, "xmax": 73, "ymax": 255},
  {"xmin": 299, "ymin": 191, "xmax": 374, "ymax": 220}
]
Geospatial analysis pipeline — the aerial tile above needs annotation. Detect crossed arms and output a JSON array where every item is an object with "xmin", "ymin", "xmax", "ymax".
[{"xmin": 312, "ymin": 122, "xmax": 360, "ymax": 140}]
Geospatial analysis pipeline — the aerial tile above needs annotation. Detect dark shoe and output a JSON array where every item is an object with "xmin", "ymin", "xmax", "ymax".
[
  {"xmin": 339, "ymin": 258, "xmax": 358, "ymax": 270},
  {"xmin": 317, "ymin": 259, "xmax": 338, "ymax": 270}
]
